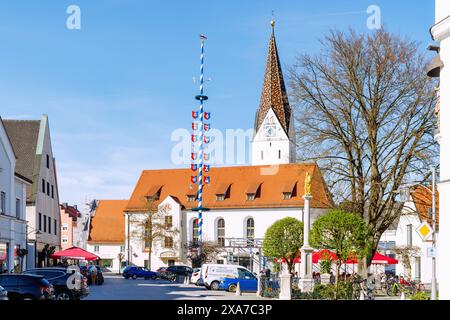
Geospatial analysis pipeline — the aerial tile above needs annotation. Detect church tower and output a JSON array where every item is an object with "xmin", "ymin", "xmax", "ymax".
[{"xmin": 251, "ymin": 19, "xmax": 296, "ymax": 165}]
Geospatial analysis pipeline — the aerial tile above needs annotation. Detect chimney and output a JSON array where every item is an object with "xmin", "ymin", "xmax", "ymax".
[
  {"xmin": 62, "ymin": 202, "xmax": 68, "ymax": 208},
  {"xmin": 74, "ymin": 205, "xmax": 78, "ymax": 210}
]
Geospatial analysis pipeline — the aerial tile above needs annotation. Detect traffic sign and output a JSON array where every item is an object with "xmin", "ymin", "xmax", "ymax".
[
  {"xmin": 417, "ymin": 221, "xmax": 433, "ymax": 241},
  {"xmin": 427, "ymin": 247, "xmax": 437, "ymax": 258}
]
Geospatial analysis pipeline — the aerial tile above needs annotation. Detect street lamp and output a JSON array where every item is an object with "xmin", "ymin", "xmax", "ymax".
[{"xmin": 25, "ymin": 224, "xmax": 41, "ymax": 270}]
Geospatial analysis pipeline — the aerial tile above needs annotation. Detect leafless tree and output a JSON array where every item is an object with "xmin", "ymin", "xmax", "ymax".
[
  {"xmin": 392, "ymin": 245, "xmax": 421, "ymax": 278},
  {"xmin": 129, "ymin": 197, "xmax": 179, "ymax": 270},
  {"xmin": 289, "ymin": 29, "xmax": 438, "ymax": 264},
  {"xmin": 184, "ymin": 240, "xmax": 222, "ymax": 268}
]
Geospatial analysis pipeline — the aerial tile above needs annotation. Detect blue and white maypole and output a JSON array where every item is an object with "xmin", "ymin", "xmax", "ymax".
[{"xmin": 191, "ymin": 34, "xmax": 211, "ymax": 260}]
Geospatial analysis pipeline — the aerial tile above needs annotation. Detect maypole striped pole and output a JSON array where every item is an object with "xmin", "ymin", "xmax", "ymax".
[{"xmin": 195, "ymin": 34, "xmax": 208, "ymax": 259}]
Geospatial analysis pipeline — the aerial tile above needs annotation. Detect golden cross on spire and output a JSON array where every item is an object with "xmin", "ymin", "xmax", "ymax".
[{"xmin": 270, "ymin": 10, "xmax": 275, "ymax": 32}]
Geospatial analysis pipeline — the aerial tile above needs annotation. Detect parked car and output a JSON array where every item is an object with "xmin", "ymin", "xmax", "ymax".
[
  {"xmin": 0, "ymin": 274, "xmax": 54, "ymax": 300},
  {"xmin": 165, "ymin": 265, "xmax": 193, "ymax": 277},
  {"xmin": 219, "ymin": 273, "xmax": 258, "ymax": 292},
  {"xmin": 80, "ymin": 265, "xmax": 104, "ymax": 285},
  {"xmin": 191, "ymin": 268, "xmax": 203, "ymax": 286},
  {"xmin": 23, "ymin": 267, "xmax": 89, "ymax": 300},
  {"xmin": 156, "ymin": 267, "xmax": 171, "ymax": 280},
  {"xmin": 0, "ymin": 285, "xmax": 8, "ymax": 301},
  {"xmin": 202, "ymin": 264, "xmax": 254, "ymax": 290},
  {"xmin": 122, "ymin": 266, "xmax": 158, "ymax": 280}
]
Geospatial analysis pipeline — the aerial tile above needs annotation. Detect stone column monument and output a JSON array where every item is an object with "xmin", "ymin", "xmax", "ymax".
[{"xmin": 298, "ymin": 173, "xmax": 315, "ymax": 292}]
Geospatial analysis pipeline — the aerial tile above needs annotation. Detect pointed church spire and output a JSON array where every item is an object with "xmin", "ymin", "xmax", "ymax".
[{"xmin": 255, "ymin": 19, "xmax": 291, "ymax": 135}]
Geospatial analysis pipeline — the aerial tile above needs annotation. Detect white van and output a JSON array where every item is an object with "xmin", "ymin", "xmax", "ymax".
[{"xmin": 201, "ymin": 264, "xmax": 253, "ymax": 290}]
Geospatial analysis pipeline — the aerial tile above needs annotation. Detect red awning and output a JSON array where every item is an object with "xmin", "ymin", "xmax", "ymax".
[
  {"xmin": 276, "ymin": 251, "xmax": 398, "ymax": 265},
  {"xmin": 50, "ymin": 247, "xmax": 100, "ymax": 261},
  {"xmin": 371, "ymin": 253, "xmax": 398, "ymax": 265},
  {"xmin": 276, "ymin": 250, "xmax": 339, "ymax": 264}
]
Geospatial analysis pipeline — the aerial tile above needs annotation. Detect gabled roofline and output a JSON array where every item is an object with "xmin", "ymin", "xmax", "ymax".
[
  {"xmin": 0, "ymin": 116, "xmax": 18, "ymax": 160},
  {"xmin": 36, "ymin": 114, "xmax": 48, "ymax": 155}
]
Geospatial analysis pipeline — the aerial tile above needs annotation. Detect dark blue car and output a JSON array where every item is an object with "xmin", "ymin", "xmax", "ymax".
[
  {"xmin": 122, "ymin": 266, "xmax": 158, "ymax": 280},
  {"xmin": 219, "ymin": 271, "xmax": 258, "ymax": 292}
]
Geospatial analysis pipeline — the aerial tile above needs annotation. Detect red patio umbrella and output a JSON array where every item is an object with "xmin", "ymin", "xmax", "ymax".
[
  {"xmin": 276, "ymin": 250, "xmax": 398, "ymax": 265},
  {"xmin": 50, "ymin": 246, "xmax": 99, "ymax": 261},
  {"xmin": 277, "ymin": 250, "xmax": 339, "ymax": 264},
  {"xmin": 342, "ymin": 252, "xmax": 398, "ymax": 265},
  {"xmin": 371, "ymin": 252, "xmax": 398, "ymax": 265}
]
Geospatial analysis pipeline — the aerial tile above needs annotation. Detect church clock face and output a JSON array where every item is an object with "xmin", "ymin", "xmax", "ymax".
[{"xmin": 264, "ymin": 125, "xmax": 276, "ymax": 137}]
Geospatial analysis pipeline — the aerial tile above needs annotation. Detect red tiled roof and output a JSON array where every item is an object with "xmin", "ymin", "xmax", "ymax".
[
  {"xmin": 125, "ymin": 164, "xmax": 333, "ymax": 212},
  {"xmin": 411, "ymin": 185, "xmax": 439, "ymax": 229},
  {"xmin": 88, "ymin": 200, "xmax": 128, "ymax": 244}
]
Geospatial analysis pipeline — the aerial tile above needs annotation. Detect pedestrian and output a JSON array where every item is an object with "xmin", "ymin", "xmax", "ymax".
[
  {"xmin": 330, "ymin": 272, "xmax": 335, "ymax": 284},
  {"xmin": 89, "ymin": 264, "xmax": 98, "ymax": 285}
]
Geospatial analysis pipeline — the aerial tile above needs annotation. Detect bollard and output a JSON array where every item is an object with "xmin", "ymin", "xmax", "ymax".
[
  {"xmin": 236, "ymin": 282, "xmax": 242, "ymax": 296},
  {"xmin": 359, "ymin": 291, "xmax": 365, "ymax": 300},
  {"xmin": 400, "ymin": 292, "xmax": 406, "ymax": 300},
  {"xmin": 256, "ymin": 274, "xmax": 262, "ymax": 297}
]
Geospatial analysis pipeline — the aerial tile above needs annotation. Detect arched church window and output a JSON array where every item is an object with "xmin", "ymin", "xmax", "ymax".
[
  {"xmin": 217, "ymin": 219, "xmax": 225, "ymax": 247},
  {"xmin": 193, "ymin": 219, "xmax": 199, "ymax": 246},
  {"xmin": 246, "ymin": 218, "xmax": 255, "ymax": 246}
]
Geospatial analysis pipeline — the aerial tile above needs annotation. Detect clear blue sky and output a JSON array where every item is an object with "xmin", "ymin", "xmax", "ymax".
[{"xmin": 0, "ymin": 0, "xmax": 436, "ymax": 206}]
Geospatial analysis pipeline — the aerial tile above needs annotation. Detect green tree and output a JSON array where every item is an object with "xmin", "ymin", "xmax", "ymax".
[
  {"xmin": 263, "ymin": 217, "xmax": 304, "ymax": 273},
  {"xmin": 310, "ymin": 209, "xmax": 369, "ymax": 278}
]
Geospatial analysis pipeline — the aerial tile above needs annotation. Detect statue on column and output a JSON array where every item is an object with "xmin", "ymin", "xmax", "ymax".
[{"xmin": 304, "ymin": 172, "xmax": 312, "ymax": 196}]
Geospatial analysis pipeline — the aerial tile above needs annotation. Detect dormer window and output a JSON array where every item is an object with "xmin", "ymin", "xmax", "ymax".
[
  {"xmin": 246, "ymin": 182, "xmax": 262, "ymax": 201},
  {"xmin": 145, "ymin": 185, "xmax": 162, "ymax": 201},
  {"xmin": 282, "ymin": 181, "xmax": 297, "ymax": 200},
  {"xmin": 283, "ymin": 192, "xmax": 292, "ymax": 200},
  {"xmin": 186, "ymin": 186, "xmax": 197, "ymax": 202},
  {"xmin": 247, "ymin": 194, "xmax": 256, "ymax": 201},
  {"xmin": 215, "ymin": 183, "xmax": 231, "ymax": 202}
]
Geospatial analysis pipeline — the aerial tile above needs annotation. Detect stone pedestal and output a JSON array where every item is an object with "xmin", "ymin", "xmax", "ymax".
[
  {"xmin": 298, "ymin": 246, "xmax": 315, "ymax": 292},
  {"xmin": 279, "ymin": 273, "xmax": 292, "ymax": 300},
  {"xmin": 320, "ymin": 273, "xmax": 331, "ymax": 284}
]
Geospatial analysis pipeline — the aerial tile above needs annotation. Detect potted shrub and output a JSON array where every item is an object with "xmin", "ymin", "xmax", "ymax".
[{"xmin": 319, "ymin": 259, "xmax": 332, "ymax": 284}]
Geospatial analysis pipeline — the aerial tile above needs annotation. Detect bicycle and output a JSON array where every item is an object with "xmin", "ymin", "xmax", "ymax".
[
  {"xmin": 386, "ymin": 276, "xmax": 416, "ymax": 296},
  {"xmin": 410, "ymin": 280, "xmax": 426, "ymax": 292},
  {"xmin": 351, "ymin": 274, "xmax": 375, "ymax": 300}
]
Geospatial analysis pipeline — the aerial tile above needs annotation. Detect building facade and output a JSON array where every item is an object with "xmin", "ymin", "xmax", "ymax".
[
  {"xmin": 3, "ymin": 115, "xmax": 61, "ymax": 269},
  {"xmin": 87, "ymin": 200, "xmax": 127, "ymax": 273},
  {"xmin": 60, "ymin": 203, "xmax": 82, "ymax": 250},
  {"xmin": 430, "ymin": 0, "xmax": 450, "ymax": 299},
  {"xmin": 124, "ymin": 164, "xmax": 332, "ymax": 272},
  {"xmin": 0, "ymin": 118, "xmax": 31, "ymax": 273},
  {"xmin": 379, "ymin": 186, "xmax": 439, "ymax": 284}
]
